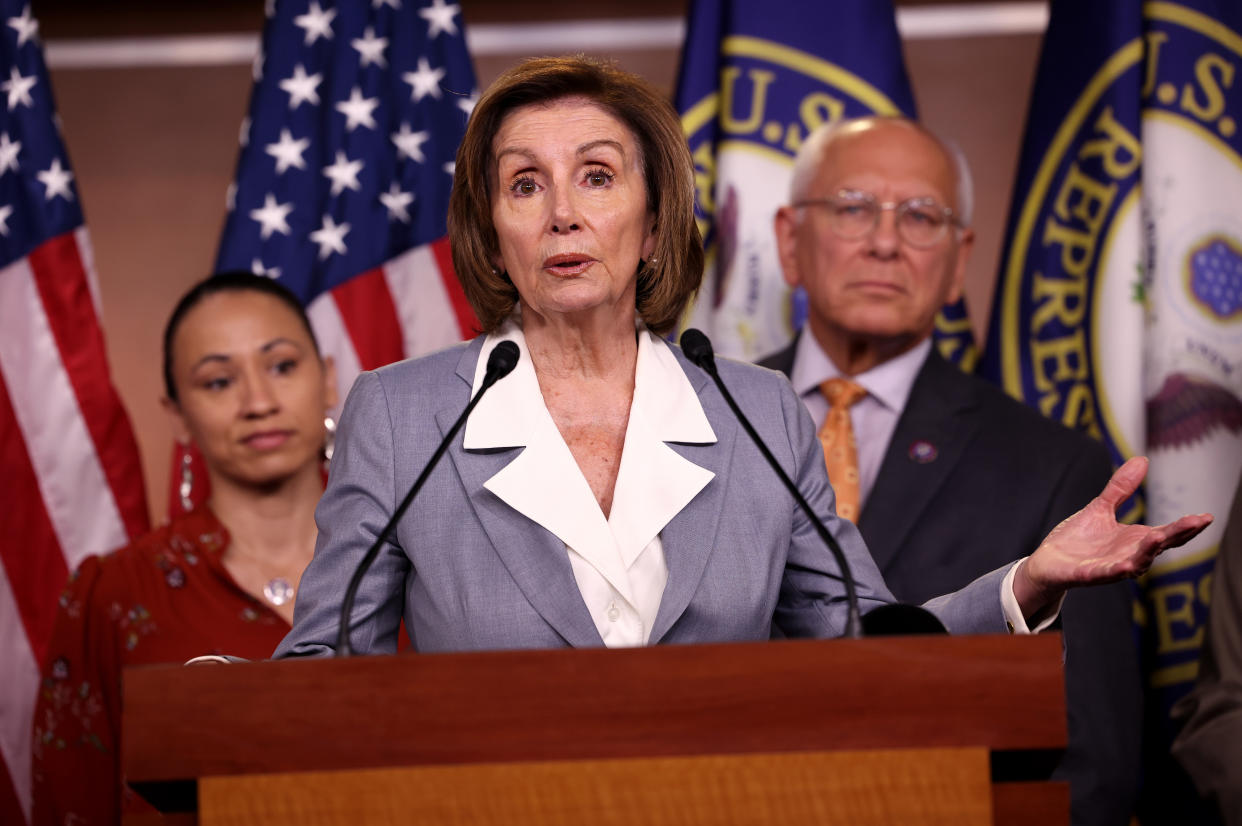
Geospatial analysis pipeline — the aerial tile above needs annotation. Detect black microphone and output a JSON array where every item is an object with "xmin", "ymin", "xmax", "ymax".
[
  {"xmin": 335, "ymin": 341, "xmax": 521, "ymax": 656},
  {"xmin": 679, "ymin": 328, "xmax": 863, "ymax": 639},
  {"xmin": 860, "ymin": 603, "xmax": 946, "ymax": 636}
]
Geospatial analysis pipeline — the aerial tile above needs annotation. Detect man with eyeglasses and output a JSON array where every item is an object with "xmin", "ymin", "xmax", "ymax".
[{"xmin": 760, "ymin": 117, "xmax": 1142, "ymax": 826}]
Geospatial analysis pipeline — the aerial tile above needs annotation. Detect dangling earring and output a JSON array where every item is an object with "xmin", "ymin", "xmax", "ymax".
[
  {"xmin": 323, "ymin": 415, "xmax": 337, "ymax": 469},
  {"xmin": 178, "ymin": 450, "xmax": 194, "ymax": 513}
]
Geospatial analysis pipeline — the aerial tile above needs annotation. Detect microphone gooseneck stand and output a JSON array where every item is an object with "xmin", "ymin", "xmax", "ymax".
[
  {"xmin": 335, "ymin": 341, "xmax": 521, "ymax": 656},
  {"xmin": 679, "ymin": 328, "xmax": 863, "ymax": 640}
]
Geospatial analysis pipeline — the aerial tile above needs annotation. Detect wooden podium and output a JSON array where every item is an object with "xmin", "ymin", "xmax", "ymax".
[{"xmin": 122, "ymin": 634, "xmax": 1068, "ymax": 825}]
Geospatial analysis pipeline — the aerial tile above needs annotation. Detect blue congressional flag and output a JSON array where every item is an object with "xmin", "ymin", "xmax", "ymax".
[
  {"xmin": 980, "ymin": 1, "xmax": 1242, "ymax": 819},
  {"xmin": 675, "ymin": 0, "xmax": 975, "ymax": 366},
  {"xmin": 216, "ymin": 0, "xmax": 479, "ymax": 420}
]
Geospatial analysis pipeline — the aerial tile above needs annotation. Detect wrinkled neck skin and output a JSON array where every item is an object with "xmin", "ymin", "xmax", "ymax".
[{"xmin": 519, "ymin": 297, "xmax": 639, "ymax": 384}]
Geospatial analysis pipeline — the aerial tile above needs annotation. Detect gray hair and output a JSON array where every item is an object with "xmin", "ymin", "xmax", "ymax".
[{"xmin": 788, "ymin": 116, "xmax": 974, "ymax": 228}]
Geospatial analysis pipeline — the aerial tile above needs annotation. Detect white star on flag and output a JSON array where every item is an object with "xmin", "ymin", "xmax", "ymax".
[
  {"xmin": 249, "ymin": 193, "xmax": 294, "ymax": 240},
  {"xmin": 0, "ymin": 133, "xmax": 20, "ymax": 173},
  {"xmin": 457, "ymin": 90, "xmax": 479, "ymax": 117},
  {"xmin": 351, "ymin": 27, "xmax": 388, "ymax": 68},
  {"xmin": 419, "ymin": 0, "xmax": 460, "ymax": 38},
  {"xmin": 226, "ymin": 182, "xmax": 237, "ymax": 211},
  {"xmin": 323, "ymin": 150, "xmax": 364, "ymax": 196},
  {"xmin": 379, "ymin": 181, "xmax": 415, "ymax": 223},
  {"xmin": 0, "ymin": 204, "xmax": 12, "ymax": 235},
  {"xmin": 251, "ymin": 257, "xmax": 281, "ymax": 279},
  {"xmin": 442, "ymin": 160, "xmax": 455, "ymax": 177},
  {"xmin": 280, "ymin": 64, "xmax": 322, "ymax": 109},
  {"xmin": 253, "ymin": 47, "xmax": 264, "ymax": 82},
  {"xmin": 310, "ymin": 214, "xmax": 350, "ymax": 259},
  {"xmin": 335, "ymin": 87, "xmax": 379, "ymax": 132},
  {"xmin": 7, "ymin": 4, "xmax": 38, "ymax": 47},
  {"xmin": 391, "ymin": 123, "xmax": 429, "ymax": 163},
  {"xmin": 37, "ymin": 158, "xmax": 73, "ymax": 200},
  {"xmin": 294, "ymin": 1, "xmax": 336, "ymax": 45},
  {"xmin": 2, "ymin": 66, "xmax": 36, "ymax": 110},
  {"xmin": 373, "ymin": 0, "xmax": 401, "ymax": 8},
  {"xmin": 402, "ymin": 57, "xmax": 444, "ymax": 102},
  {"xmin": 239, "ymin": 116, "xmax": 251, "ymax": 147},
  {"xmin": 266, "ymin": 128, "xmax": 309, "ymax": 174}
]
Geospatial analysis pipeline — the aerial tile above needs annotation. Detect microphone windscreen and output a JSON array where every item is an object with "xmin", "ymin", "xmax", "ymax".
[
  {"xmin": 860, "ymin": 603, "xmax": 948, "ymax": 636},
  {"xmin": 679, "ymin": 328, "xmax": 715, "ymax": 369},
  {"xmin": 487, "ymin": 341, "xmax": 520, "ymax": 377}
]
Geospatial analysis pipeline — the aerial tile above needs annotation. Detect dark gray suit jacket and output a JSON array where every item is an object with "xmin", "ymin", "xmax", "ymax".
[{"xmin": 762, "ymin": 339, "xmax": 1143, "ymax": 826}]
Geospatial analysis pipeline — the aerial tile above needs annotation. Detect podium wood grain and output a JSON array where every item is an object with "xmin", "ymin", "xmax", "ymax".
[{"xmin": 199, "ymin": 748, "xmax": 993, "ymax": 826}]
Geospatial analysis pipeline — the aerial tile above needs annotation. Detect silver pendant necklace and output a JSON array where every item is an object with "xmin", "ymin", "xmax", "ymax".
[{"xmin": 263, "ymin": 577, "xmax": 294, "ymax": 606}]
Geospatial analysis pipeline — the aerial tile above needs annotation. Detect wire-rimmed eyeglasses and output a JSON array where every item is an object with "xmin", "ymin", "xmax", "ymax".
[{"xmin": 792, "ymin": 189, "xmax": 961, "ymax": 248}]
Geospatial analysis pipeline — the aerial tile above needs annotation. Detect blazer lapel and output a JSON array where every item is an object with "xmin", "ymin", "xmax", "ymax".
[
  {"xmin": 648, "ymin": 353, "xmax": 737, "ymax": 644},
  {"xmin": 858, "ymin": 352, "xmax": 981, "ymax": 574},
  {"xmin": 437, "ymin": 339, "xmax": 603, "ymax": 648}
]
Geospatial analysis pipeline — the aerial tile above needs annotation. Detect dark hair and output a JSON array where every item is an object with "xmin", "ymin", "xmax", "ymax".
[
  {"xmin": 448, "ymin": 56, "xmax": 704, "ymax": 334},
  {"xmin": 162, "ymin": 271, "xmax": 319, "ymax": 403}
]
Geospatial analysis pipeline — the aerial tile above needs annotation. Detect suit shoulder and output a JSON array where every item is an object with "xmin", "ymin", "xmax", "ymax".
[
  {"xmin": 375, "ymin": 339, "xmax": 476, "ymax": 395},
  {"xmin": 962, "ymin": 369, "xmax": 1111, "ymax": 464},
  {"xmin": 757, "ymin": 340, "xmax": 797, "ymax": 375},
  {"xmin": 716, "ymin": 353, "xmax": 799, "ymax": 397},
  {"xmin": 372, "ymin": 339, "xmax": 475, "ymax": 385},
  {"xmin": 663, "ymin": 339, "xmax": 792, "ymax": 394},
  {"xmin": 338, "ymin": 339, "xmax": 476, "ymax": 425}
]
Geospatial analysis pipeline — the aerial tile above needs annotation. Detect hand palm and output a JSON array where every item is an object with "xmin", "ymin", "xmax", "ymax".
[{"xmin": 1025, "ymin": 457, "xmax": 1212, "ymax": 596}]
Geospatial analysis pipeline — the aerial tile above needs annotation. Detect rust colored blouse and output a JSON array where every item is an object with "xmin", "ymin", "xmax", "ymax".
[{"xmin": 31, "ymin": 508, "xmax": 291, "ymax": 825}]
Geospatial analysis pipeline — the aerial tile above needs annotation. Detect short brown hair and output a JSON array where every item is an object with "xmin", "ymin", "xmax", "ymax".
[{"xmin": 448, "ymin": 56, "xmax": 703, "ymax": 334}]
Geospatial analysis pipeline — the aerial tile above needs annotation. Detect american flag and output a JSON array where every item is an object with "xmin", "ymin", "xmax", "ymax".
[
  {"xmin": 0, "ymin": 2, "xmax": 150, "ymax": 821},
  {"xmin": 208, "ymin": 0, "xmax": 480, "ymax": 515}
]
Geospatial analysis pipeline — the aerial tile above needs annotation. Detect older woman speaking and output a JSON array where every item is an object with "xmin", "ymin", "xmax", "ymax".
[{"xmin": 275, "ymin": 57, "xmax": 1209, "ymax": 657}]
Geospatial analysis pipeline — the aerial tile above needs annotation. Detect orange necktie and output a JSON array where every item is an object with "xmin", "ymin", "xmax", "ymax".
[{"xmin": 818, "ymin": 378, "xmax": 867, "ymax": 522}]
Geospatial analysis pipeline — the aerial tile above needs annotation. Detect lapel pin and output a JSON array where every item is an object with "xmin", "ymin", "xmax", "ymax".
[{"xmin": 908, "ymin": 440, "xmax": 938, "ymax": 464}]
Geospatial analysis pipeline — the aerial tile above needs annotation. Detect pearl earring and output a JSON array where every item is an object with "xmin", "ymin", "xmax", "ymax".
[
  {"xmin": 323, "ymin": 415, "xmax": 337, "ymax": 466},
  {"xmin": 178, "ymin": 450, "xmax": 194, "ymax": 513}
]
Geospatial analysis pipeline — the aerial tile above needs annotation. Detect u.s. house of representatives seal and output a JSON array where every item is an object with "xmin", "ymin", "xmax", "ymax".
[{"xmin": 994, "ymin": 2, "xmax": 1242, "ymax": 692}]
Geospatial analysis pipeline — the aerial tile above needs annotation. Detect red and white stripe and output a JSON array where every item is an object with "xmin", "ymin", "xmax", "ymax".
[
  {"xmin": 307, "ymin": 237, "xmax": 478, "ymax": 402},
  {"xmin": 0, "ymin": 227, "xmax": 148, "ymax": 823}
]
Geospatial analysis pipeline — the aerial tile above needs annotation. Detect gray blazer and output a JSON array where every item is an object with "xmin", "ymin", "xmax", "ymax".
[{"xmin": 275, "ymin": 335, "xmax": 1010, "ymax": 657}]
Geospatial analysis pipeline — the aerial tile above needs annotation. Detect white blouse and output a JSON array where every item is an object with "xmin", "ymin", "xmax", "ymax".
[{"xmin": 463, "ymin": 320, "xmax": 716, "ymax": 646}]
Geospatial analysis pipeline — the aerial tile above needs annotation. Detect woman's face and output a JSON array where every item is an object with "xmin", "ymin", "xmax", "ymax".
[
  {"xmin": 490, "ymin": 97, "xmax": 656, "ymax": 325},
  {"xmin": 164, "ymin": 291, "xmax": 336, "ymax": 491}
]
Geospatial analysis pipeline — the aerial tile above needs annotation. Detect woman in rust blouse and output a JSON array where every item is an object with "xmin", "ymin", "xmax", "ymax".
[{"xmin": 30, "ymin": 272, "xmax": 337, "ymax": 824}]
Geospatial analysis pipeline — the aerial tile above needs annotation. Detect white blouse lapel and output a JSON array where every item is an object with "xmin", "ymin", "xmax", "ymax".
[
  {"xmin": 466, "ymin": 323, "xmax": 636, "ymax": 605},
  {"xmin": 608, "ymin": 331, "xmax": 717, "ymax": 568}
]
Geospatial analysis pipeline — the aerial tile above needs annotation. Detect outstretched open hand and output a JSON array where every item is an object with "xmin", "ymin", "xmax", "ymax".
[{"xmin": 1014, "ymin": 456, "xmax": 1213, "ymax": 616}]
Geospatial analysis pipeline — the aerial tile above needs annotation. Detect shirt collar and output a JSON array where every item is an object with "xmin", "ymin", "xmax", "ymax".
[
  {"xmin": 790, "ymin": 330, "xmax": 932, "ymax": 414},
  {"xmin": 465, "ymin": 317, "xmax": 716, "ymax": 449}
]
